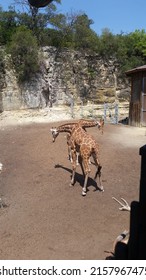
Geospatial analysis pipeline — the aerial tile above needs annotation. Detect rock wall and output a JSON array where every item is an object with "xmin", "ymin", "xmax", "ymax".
[{"xmin": 1, "ymin": 46, "xmax": 130, "ymax": 111}]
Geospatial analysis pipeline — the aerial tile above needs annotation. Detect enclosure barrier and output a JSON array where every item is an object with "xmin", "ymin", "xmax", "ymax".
[
  {"xmin": 116, "ymin": 144, "xmax": 146, "ymax": 259},
  {"xmin": 67, "ymin": 101, "xmax": 129, "ymax": 123},
  {"xmin": 103, "ymin": 102, "xmax": 119, "ymax": 124}
]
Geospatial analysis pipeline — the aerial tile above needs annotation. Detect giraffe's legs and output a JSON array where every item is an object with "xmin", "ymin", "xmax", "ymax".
[
  {"xmin": 95, "ymin": 166, "xmax": 104, "ymax": 191},
  {"xmin": 67, "ymin": 133, "xmax": 73, "ymax": 162},
  {"xmin": 82, "ymin": 173, "xmax": 89, "ymax": 196},
  {"xmin": 68, "ymin": 149, "xmax": 79, "ymax": 165},
  {"xmin": 93, "ymin": 153, "xmax": 104, "ymax": 191},
  {"xmin": 68, "ymin": 146, "xmax": 73, "ymax": 162},
  {"xmin": 67, "ymin": 134, "xmax": 79, "ymax": 165},
  {"xmin": 70, "ymin": 169, "xmax": 75, "ymax": 186},
  {"xmin": 81, "ymin": 157, "xmax": 91, "ymax": 196},
  {"xmin": 76, "ymin": 152, "xmax": 79, "ymax": 165},
  {"xmin": 69, "ymin": 149, "xmax": 77, "ymax": 186}
]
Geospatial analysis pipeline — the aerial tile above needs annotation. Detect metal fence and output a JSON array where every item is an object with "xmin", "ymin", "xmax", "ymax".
[
  {"xmin": 67, "ymin": 101, "xmax": 129, "ymax": 124},
  {"xmin": 103, "ymin": 102, "xmax": 119, "ymax": 124}
]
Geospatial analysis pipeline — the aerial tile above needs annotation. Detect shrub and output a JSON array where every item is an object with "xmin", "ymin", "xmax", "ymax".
[{"xmin": 7, "ymin": 26, "xmax": 39, "ymax": 82}]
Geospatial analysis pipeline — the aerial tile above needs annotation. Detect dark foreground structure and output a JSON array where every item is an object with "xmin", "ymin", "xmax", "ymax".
[
  {"xmin": 115, "ymin": 145, "xmax": 146, "ymax": 259},
  {"xmin": 28, "ymin": 0, "xmax": 53, "ymax": 8}
]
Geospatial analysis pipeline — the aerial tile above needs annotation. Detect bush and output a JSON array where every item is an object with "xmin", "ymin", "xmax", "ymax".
[{"xmin": 7, "ymin": 26, "xmax": 39, "ymax": 82}]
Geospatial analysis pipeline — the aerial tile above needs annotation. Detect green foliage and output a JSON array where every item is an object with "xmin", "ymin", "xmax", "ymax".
[
  {"xmin": 115, "ymin": 31, "xmax": 146, "ymax": 72},
  {"xmin": 128, "ymin": 29, "xmax": 146, "ymax": 57},
  {"xmin": 0, "ymin": 47, "xmax": 5, "ymax": 112},
  {"xmin": 7, "ymin": 26, "xmax": 39, "ymax": 82},
  {"xmin": 73, "ymin": 14, "xmax": 94, "ymax": 48},
  {"xmin": 87, "ymin": 66, "xmax": 96, "ymax": 78},
  {"xmin": 1, "ymin": 3, "xmax": 146, "ymax": 79},
  {"xmin": 97, "ymin": 28, "xmax": 146, "ymax": 73},
  {"xmin": 98, "ymin": 28, "xmax": 118, "ymax": 57},
  {"xmin": 0, "ymin": 47, "xmax": 5, "ymax": 79},
  {"xmin": 0, "ymin": 7, "xmax": 18, "ymax": 45}
]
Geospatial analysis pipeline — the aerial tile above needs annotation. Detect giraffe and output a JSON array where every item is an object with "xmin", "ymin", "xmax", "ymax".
[
  {"xmin": 50, "ymin": 121, "xmax": 103, "ymax": 196},
  {"xmin": 52, "ymin": 118, "xmax": 104, "ymax": 164},
  {"xmin": 67, "ymin": 118, "xmax": 104, "ymax": 164},
  {"xmin": 51, "ymin": 118, "xmax": 104, "ymax": 144}
]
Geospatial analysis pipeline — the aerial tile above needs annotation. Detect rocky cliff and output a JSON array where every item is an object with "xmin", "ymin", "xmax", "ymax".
[{"xmin": 0, "ymin": 46, "xmax": 130, "ymax": 112}]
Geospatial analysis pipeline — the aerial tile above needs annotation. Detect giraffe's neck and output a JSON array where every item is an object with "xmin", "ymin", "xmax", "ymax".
[
  {"xmin": 57, "ymin": 123, "xmax": 76, "ymax": 134},
  {"xmin": 56, "ymin": 120, "xmax": 100, "ymax": 136},
  {"xmin": 51, "ymin": 123, "xmax": 76, "ymax": 142},
  {"xmin": 51, "ymin": 119, "xmax": 102, "ymax": 142},
  {"xmin": 79, "ymin": 119, "xmax": 99, "ymax": 128},
  {"xmin": 57, "ymin": 119, "xmax": 100, "ymax": 132}
]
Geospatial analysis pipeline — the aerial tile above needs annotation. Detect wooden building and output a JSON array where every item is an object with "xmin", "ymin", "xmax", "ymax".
[{"xmin": 126, "ymin": 65, "xmax": 146, "ymax": 126}]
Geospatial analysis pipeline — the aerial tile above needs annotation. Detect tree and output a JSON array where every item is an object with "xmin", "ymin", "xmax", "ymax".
[
  {"xmin": 115, "ymin": 31, "xmax": 146, "ymax": 72},
  {"xmin": 0, "ymin": 6, "xmax": 18, "ymax": 45},
  {"xmin": 73, "ymin": 13, "xmax": 99, "ymax": 50},
  {"xmin": 129, "ymin": 29, "xmax": 146, "ymax": 57},
  {"xmin": 98, "ymin": 28, "xmax": 118, "ymax": 57},
  {"xmin": 14, "ymin": 0, "xmax": 61, "ymax": 43},
  {"xmin": 52, "ymin": 12, "xmax": 100, "ymax": 50},
  {"xmin": 7, "ymin": 26, "xmax": 39, "ymax": 82}
]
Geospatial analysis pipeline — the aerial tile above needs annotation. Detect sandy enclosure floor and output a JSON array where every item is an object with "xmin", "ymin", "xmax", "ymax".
[{"xmin": 0, "ymin": 112, "xmax": 146, "ymax": 260}]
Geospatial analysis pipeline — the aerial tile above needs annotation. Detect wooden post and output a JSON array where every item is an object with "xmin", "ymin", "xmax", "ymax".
[{"xmin": 138, "ymin": 145, "xmax": 146, "ymax": 259}]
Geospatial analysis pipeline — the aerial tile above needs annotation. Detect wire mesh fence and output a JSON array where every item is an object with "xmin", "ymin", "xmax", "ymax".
[{"xmin": 65, "ymin": 101, "xmax": 129, "ymax": 124}]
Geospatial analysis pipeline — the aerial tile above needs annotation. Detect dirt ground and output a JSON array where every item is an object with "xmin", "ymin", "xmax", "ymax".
[{"xmin": 0, "ymin": 119, "xmax": 146, "ymax": 260}]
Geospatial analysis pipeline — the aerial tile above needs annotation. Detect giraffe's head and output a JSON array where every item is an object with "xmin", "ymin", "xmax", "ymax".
[{"xmin": 50, "ymin": 127, "xmax": 59, "ymax": 142}]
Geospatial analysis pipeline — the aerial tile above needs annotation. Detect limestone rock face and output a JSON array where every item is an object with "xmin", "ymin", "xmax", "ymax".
[
  {"xmin": 0, "ymin": 46, "xmax": 130, "ymax": 111},
  {"xmin": 2, "ymin": 56, "xmax": 21, "ymax": 111}
]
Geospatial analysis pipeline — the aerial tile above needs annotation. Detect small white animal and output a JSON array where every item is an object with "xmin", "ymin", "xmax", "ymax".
[{"xmin": 0, "ymin": 162, "xmax": 3, "ymax": 172}]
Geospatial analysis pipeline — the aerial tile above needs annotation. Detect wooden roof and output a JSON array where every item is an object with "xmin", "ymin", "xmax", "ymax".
[{"xmin": 126, "ymin": 65, "xmax": 146, "ymax": 75}]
